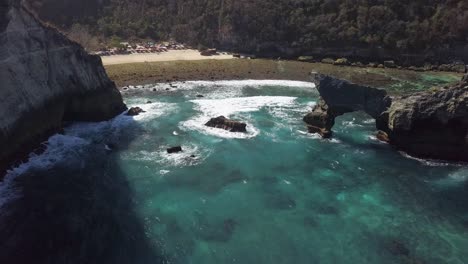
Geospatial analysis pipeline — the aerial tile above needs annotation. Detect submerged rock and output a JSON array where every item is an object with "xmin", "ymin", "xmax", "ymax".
[
  {"xmin": 304, "ymin": 72, "xmax": 468, "ymax": 162},
  {"xmin": 167, "ymin": 146, "xmax": 183, "ymax": 154},
  {"xmin": 126, "ymin": 107, "xmax": 145, "ymax": 116},
  {"xmin": 387, "ymin": 240, "xmax": 410, "ymax": 256},
  {"xmin": 0, "ymin": 1, "xmax": 127, "ymax": 175},
  {"xmin": 205, "ymin": 116, "xmax": 247, "ymax": 132}
]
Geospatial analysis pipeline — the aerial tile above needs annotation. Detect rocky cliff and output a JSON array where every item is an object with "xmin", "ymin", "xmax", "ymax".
[
  {"xmin": 305, "ymin": 73, "xmax": 468, "ymax": 162},
  {"xmin": 0, "ymin": 0, "xmax": 127, "ymax": 174},
  {"xmin": 381, "ymin": 79, "xmax": 468, "ymax": 161}
]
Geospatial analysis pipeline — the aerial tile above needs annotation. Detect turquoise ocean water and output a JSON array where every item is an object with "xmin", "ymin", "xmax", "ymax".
[{"xmin": 1, "ymin": 80, "xmax": 468, "ymax": 264}]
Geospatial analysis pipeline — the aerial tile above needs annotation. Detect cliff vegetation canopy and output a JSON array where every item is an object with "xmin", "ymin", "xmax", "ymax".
[{"xmin": 25, "ymin": 0, "xmax": 468, "ymax": 52}]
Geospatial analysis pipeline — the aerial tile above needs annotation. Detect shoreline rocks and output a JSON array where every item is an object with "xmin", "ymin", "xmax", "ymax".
[
  {"xmin": 205, "ymin": 116, "xmax": 247, "ymax": 132},
  {"xmin": 305, "ymin": 72, "xmax": 468, "ymax": 162}
]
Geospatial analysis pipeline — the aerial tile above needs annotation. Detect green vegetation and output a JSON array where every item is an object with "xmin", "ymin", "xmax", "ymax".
[{"xmin": 26, "ymin": 0, "xmax": 468, "ymax": 55}]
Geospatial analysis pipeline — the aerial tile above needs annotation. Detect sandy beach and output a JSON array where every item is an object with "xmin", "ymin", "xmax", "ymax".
[{"xmin": 101, "ymin": 49, "xmax": 234, "ymax": 65}]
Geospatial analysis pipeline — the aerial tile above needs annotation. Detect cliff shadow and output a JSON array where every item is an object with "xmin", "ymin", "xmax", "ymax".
[{"xmin": 0, "ymin": 115, "xmax": 165, "ymax": 264}]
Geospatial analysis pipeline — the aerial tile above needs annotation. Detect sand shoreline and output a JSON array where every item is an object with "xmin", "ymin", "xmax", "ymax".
[{"xmin": 101, "ymin": 49, "xmax": 234, "ymax": 65}]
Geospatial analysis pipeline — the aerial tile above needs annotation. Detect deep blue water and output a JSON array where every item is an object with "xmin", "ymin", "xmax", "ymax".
[{"xmin": 1, "ymin": 80, "xmax": 468, "ymax": 264}]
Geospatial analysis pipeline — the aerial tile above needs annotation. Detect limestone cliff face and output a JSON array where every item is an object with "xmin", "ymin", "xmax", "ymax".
[
  {"xmin": 0, "ymin": 0, "xmax": 127, "ymax": 173},
  {"xmin": 304, "ymin": 72, "xmax": 468, "ymax": 162},
  {"xmin": 382, "ymin": 80, "xmax": 468, "ymax": 161}
]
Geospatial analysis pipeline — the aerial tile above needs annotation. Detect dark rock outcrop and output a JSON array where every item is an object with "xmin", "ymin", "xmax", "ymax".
[
  {"xmin": 205, "ymin": 116, "xmax": 247, "ymax": 132},
  {"xmin": 304, "ymin": 72, "xmax": 468, "ymax": 162},
  {"xmin": 167, "ymin": 146, "xmax": 183, "ymax": 154},
  {"xmin": 0, "ymin": 0, "xmax": 127, "ymax": 175},
  {"xmin": 126, "ymin": 107, "xmax": 145, "ymax": 116}
]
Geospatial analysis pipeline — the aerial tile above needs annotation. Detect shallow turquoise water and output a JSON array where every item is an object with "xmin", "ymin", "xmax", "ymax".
[{"xmin": 2, "ymin": 80, "xmax": 468, "ymax": 264}]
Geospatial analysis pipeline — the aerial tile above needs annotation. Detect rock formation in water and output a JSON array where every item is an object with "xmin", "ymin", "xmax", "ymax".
[
  {"xmin": 303, "ymin": 73, "xmax": 391, "ymax": 138},
  {"xmin": 167, "ymin": 146, "xmax": 183, "ymax": 154},
  {"xmin": 0, "ymin": 0, "xmax": 127, "ymax": 174},
  {"xmin": 126, "ymin": 107, "xmax": 145, "ymax": 116},
  {"xmin": 205, "ymin": 116, "xmax": 247, "ymax": 132},
  {"xmin": 305, "ymin": 72, "xmax": 468, "ymax": 162}
]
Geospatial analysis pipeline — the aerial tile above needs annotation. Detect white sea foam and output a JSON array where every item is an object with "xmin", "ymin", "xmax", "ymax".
[
  {"xmin": 399, "ymin": 152, "xmax": 467, "ymax": 167},
  {"xmin": 122, "ymin": 144, "xmax": 210, "ymax": 167},
  {"xmin": 134, "ymin": 80, "xmax": 316, "ymax": 99},
  {"xmin": 363, "ymin": 119, "xmax": 375, "ymax": 124},
  {"xmin": 342, "ymin": 118, "xmax": 363, "ymax": 128},
  {"xmin": 146, "ymin": 80, "xmax": 315, "ymax": 91},
  {"xmin": 0, "ymin": 134, "xmax": 90, "ymax": 210},
  {"xmin": 130, "ymin": 102, "xmax": 178, "ymax": 122},
  {"xmin": 65, "ymin": 102, "xmax": 176, "ymax": 139},
  {"xmin": 181, "ymin": 96, "xmax": 297, "ymax": 139}
]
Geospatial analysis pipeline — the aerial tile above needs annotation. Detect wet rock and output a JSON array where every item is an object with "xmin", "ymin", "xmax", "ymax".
[
  {"xmin": 126, "ymin": 107, "xmax": 145, "ymax": 116},
  {"xmin": 297, "ymin": 56, "xmax": 314, "ymax": 62},
  {"xmin": 376, "ymin": 131, "xmax": 390, "ymax": 142},
  {"xmin": 167, "ymin": 146, "xmax": 183, "ymax": 154},
  {"xmin": 334, "ymin": 58, "xmax": 349, "ymax": 66},
  {"xmin": 205, "ymin": 116, "xmax": 247, "ymax": 132},
  {"xmin": 438, "ymin": 62, "xmax": 466, "ymax": 73},
  {"xmin": 196, "ymin": 94, "xmax": 204, "ymax": 98},
  {"xmin": 146, "ymin": 101, "xmax": 152, "ymax": 104},
  {"xmin": 200, "ymin": 49, "xmax": 217, "ymax": 56},
  {"xmin": 321, "ymin": 58, "xmax": 335, "ymax": 64},
  {"xmin": 384, "ymin": 60, "xmax": 396, "ymax": 68}
]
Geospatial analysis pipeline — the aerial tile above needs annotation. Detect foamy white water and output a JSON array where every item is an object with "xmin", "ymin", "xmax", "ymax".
[{"xmin": 181, "ymin": 96, "xmax": 297, "ymax": 139}]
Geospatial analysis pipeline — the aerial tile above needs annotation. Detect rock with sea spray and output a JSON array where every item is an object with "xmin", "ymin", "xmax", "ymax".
[{"xmin": 205, "ymin": 116, "xmax": 247, "ymax": 132}]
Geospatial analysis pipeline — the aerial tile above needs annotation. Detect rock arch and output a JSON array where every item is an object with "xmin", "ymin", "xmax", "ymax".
[{"xmin": 303, "ymin": 73, "xmax": 392, "ymax": 138}]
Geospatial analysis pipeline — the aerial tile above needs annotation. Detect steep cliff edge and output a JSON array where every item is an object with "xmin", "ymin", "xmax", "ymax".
[
  {"xmin": 0, "ymin": 0, "xmax": 127, "ymax": 174},
  {"xmin": 381, "ymin": 79, "xmax": 468, "ymax": 161},
  {"xmin": 304, "ymin": 73, "xmax": 468, "ymax": 162}
]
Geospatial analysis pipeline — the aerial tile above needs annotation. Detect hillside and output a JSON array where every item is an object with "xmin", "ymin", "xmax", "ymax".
[{"xmin": 25, "ymin": 0, "xmax": 468, "ymax": 64}]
